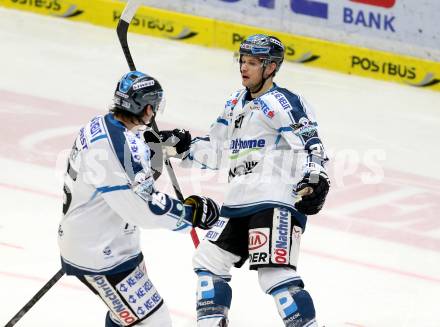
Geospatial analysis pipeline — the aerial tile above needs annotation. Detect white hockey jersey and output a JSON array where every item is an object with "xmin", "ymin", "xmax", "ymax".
[
  {"xmin": 182, "ymin": 84, "xmax": 328, "ymax": 229},
  {"xmin": 58, "ymin": 113, "xmax": 192, "ymax": 276}
]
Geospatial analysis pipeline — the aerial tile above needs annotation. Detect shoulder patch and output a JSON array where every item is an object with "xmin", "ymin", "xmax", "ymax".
[{"xmin": 291, "ymin": 117, "xmax": 318, "ymax": 143}]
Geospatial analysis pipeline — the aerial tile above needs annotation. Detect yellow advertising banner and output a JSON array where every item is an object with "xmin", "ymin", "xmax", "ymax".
[{"xmin": 1, "ymin": 0, "xmax": 439, "ymax": 91}]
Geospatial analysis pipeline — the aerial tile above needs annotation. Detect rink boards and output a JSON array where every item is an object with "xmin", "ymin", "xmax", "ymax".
[{"xmin": 1, "ymin": 0, "xmax": 440, "ymax": 92}]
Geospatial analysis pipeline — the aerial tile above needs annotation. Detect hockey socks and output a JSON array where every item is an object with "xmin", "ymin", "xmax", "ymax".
[
  {"xmin": 271, "ymin": 284, "xmax": 317, "ymax": 327},
  {"xmin": 196, "ymin": 271, "xmax": 232, "ymax": 327}
]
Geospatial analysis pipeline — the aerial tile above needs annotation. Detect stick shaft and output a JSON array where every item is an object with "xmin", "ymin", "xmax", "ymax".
[
  {"xmin": 5, "ymin": 268, "xmax": 65, "ymax": 327},
  {"xmin": 117, "ymin": 0, "xmax": 200, "ymax": 248}
]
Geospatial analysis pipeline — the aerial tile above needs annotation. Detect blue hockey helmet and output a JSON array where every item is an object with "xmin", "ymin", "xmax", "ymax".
[
  {"xmin": 239, "ymin": 34, "xmax": 285, "ymax": 72},
  {"xmin": 113, "ymin": 71, "xmax": 165, "ymax": 115}
]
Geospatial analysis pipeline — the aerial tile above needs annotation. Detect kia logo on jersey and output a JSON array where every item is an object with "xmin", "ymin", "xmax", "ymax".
[
  {"xmin": 350, "ymin": 0, "xmax": 396, "ymax": 8},
  {"xmin": 249, "ymin": 230, "xmax": 268, "ymax": 250}
]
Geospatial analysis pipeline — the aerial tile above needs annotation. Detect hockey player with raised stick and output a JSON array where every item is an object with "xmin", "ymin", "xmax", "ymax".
[
  {"xmin": 160, "ymin": 34, "xmax": 330, "ymax": 326},
  {"xmin": 57, "ymin": 71, "xmax": 220, "ymax": 327}
]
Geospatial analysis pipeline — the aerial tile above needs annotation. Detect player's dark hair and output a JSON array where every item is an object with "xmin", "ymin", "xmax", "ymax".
[{"xmin": 109, "ymin": 105, "xmax": 145, "ymax": 125}]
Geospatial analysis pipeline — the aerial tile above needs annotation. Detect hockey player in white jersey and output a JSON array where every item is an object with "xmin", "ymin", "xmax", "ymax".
[
  {"xmin": 160, "ymin": 35, "xmax": 330, "ymax": 326},
  {"xmin": 57, "ymin": 71, "xmax": 220, "ymax": 327}
]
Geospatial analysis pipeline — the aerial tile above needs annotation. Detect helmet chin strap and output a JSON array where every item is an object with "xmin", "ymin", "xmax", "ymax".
[{"xmin": 248, "ymin": 64, "xmax": 272, "ymax": 96}]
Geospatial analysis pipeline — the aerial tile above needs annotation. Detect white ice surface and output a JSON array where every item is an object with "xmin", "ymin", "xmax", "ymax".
[{"xmin": 0, "ymin": 7, "xmax": 439, "ymax": 327}]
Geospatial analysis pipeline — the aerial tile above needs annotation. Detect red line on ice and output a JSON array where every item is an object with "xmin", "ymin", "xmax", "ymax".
[
  {"xmin": 0, "ymin": 242, "xmax": 24, "ymax": 250},
  {"xmin": 303, "ymin": 248, "xmax": 440, "ymax": 284},
  {"xmin": 0, "ymin": 182, "xmax": 61, "ymax": 199},
  {"xmin": 0, "ymin": 270, "xmax": 83, "ymax": 290}
]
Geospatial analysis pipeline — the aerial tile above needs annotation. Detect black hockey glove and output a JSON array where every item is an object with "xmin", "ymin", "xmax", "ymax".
[
  {"xmin": 142, "ymin": 128, "xmax": 163, "ymax": 180},
  {"xmin": 144, "ymin": 128, "xmax": 191, "ymax": 158},
  {"xmin": 159, "ymin": 129, "xmax": 192, "ymax": 158},
  {"xmin": 184, "ymin": 195, "xmax": 220, "ymax": 230},
  {"xmin": 295, "ymin": 164, "xmax": 330, "ymax": 215}
]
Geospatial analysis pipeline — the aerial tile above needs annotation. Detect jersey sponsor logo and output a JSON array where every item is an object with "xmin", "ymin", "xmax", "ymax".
[
  {"xmin": 271, "ymin": 208, "xmax": 291, "ymax": 264},
  {"xmin": 249, "ymin": 230, "xmax": 268, "ymax": 250},
  {"xmin": 135, "ymin": 292, "xmax": 162, "ymax": 317},
  {"xmin": 116, "ymin": 263, "xmax": 162, "ymax": 320},
  {"xmin": 88, "ymin": 275, "xmax": 137, "ymax": 325},
  {"xmin": 124, "ymin": 132, "xmax": 148, "ymax": 165},
  {"xmin": 250, "ymin": 99, "xmax": 275, "ymax": 119},
  {"xmin": 249, "ymin": 252, "xmax": 269, "ymax": 264},
  {"xmin": 205, "ymin": 217, "xmax": 229, "ymax": 241},
  {"xmin": 273, "ymin": 92, "xmax": 292, "ymax": 111},
  {"xmin": 230, "ymin": 138, "xmax": 266, "ymax": 153},
  {"xmin": 249, "ymin": 228, "xmax": 270, "ymax": 265},
  {"xmin": 259, "ymin": 99, "xmax": 275, "ymax": 119},
  {"xmin": 78, "ymin": 127, "xmax": 88, "ymax": 150},
  {"xmin": 90, "ymin": 116, "xmax": 104, "ymax": 138},
  {"xmin": 225, "ymin": 97, "xmax": 239, "ymax": 111}
]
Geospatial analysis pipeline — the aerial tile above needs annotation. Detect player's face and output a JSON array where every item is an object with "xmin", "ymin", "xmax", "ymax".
[{"xmin": 240, "ymin": 55, "xmax": 264, "ymax": 89}]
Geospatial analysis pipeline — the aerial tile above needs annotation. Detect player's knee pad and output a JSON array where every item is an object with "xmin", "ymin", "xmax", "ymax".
[
  {"xmin": 270, "ymin": 284, "xmax": 316, "ymax": 327},
  {"xmin": 196, "ymin": 271, "xmax": 232, "ymax": 326},
  {"xmin": 193, "ymin": 240, "xmax": 240, "ymax": 278},
  {"xmin": 258, "ymin": 267, "xmax": 304, "ymax": 294}
]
